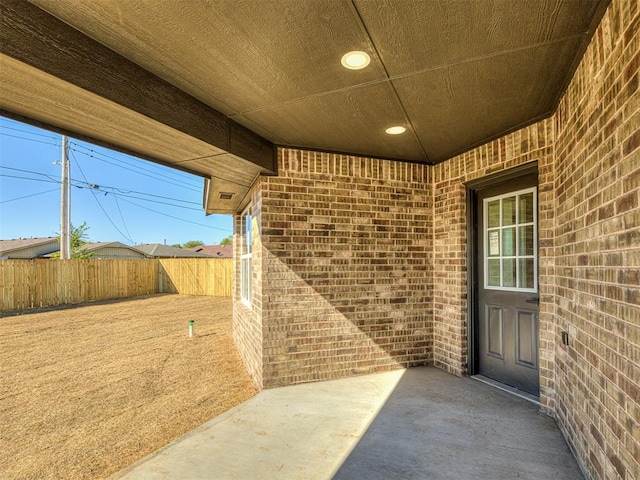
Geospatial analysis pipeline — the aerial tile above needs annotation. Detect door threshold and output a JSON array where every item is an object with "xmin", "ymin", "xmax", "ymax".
[{"xmin": 471, "ymin": 375, "xmax": 540, "ymax": 407}]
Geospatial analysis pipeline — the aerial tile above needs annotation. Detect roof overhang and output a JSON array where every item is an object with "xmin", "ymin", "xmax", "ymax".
[
  {"xmin": 0, "ymin": 0, "xmax": 276, "ymax": 214},
  {"xmin": 0, "ymin": 0, "xmax": 610, "ymax": 213}
]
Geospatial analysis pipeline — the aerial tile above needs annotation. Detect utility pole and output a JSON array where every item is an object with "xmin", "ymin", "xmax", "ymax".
[{"xmin": 60, "ymin": 135, "xmax": 71, "ymax": 259}]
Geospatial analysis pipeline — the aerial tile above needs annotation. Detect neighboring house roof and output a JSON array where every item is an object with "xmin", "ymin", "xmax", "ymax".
[
  {"xmin": 186, "ymin": 244, "xmax": 233, "ymax": 258},
  {"xmin": 135, "ymin": 244, "xmax": 214, "ymax": 258},
  {"xmin": 77, "ymin": 242, "xmax": 149, "ymax": 258},
  {"xmin": 0, "ymin": 237, "xmax": 60, "ymax": 259}
]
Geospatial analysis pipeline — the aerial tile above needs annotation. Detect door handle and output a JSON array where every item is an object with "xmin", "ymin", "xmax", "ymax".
[{"xmin": 526, "ymin": 297, "xmax": 540, "ymax": 304}]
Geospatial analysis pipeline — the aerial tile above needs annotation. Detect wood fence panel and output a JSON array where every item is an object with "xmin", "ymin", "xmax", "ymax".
[
  {"xmin": 159, "ymin": 258, "xmax": 232, "ymax": 297},
  {"xmin": 1, "ymin": 258, "xmax": 232, "ymax": 312},
  {"xmin": 38, "ymin": 260, "xmax": 55, "ymax": 307}
]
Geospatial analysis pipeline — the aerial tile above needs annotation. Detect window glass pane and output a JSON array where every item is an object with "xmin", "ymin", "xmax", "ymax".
[
  {"xmin": 484, "ymin": 188, "xmax": 537, "ymax": 291},
  {"xmin": 245, "ymin": 214, "xmax": 252, "ymax": 253},
  {"xmin": 502, "ymin": 196, "xmax": 516, "ymax": 226},
  {"xmin": 488, "ymin": 200, "xmax": 500, "ymax": 228},
  {"xmin": 488, "ymin": 259, "xmax": 501, "ymax": 286},
  {"xmin": 488, "ymin": 230, "xmax": 500, "ymax": 256},
  {"xmin": 502, "ymin": 258, "xmax": 516, "ymax": 287},
  {"xmin": 519, "ymin": 192, "xmax": 534, "ymax": 223},
  {"xmin": 519, "ymin": 258, "xmax": 534, "ymax": 289},
  {"xmin": 241, "ymin": 208, "xmax": 253, "ymax": 304},
  {"xmin": 518, "ymin": 225, "xmax": 534, "ymax": 256},
  {"xmin": 247, "ymin": 258, "xmax": 252, "ymax": 298},
  {"xmin": 502, "ymin": 227, "xmax": 516, "ymax": 256}
]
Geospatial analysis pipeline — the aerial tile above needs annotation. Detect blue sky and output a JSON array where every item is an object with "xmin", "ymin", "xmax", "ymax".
[{"xmin": 0, "ymin": 117, "xmax": 233, "ymax": 245}]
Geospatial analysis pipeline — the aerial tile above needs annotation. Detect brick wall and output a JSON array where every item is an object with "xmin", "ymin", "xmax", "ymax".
[
  {"xmin": 431, "ymin": 120, "xmax": 556, "ymax": 397},
  {"xmin": 552, "ymin": 0, "xmax": 639, "ymax": 478},
  {"xmin": 258, "ymin": 150, "xmax": 432, "ymax": 387}
]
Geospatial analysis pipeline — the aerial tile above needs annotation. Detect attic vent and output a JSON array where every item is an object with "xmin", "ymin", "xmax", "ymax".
[{"xmin": 219, "ymin": 192, "xmax": 235, "ymax": 200}]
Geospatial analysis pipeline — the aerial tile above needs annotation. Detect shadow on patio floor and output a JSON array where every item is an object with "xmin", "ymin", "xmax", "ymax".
[{"xmin": 335, "ymin": 367, "xmax": 582, "ymax": 479}]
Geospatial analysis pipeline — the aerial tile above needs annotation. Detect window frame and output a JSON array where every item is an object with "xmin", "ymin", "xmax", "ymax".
[
  {"xmin": 240, "ymin": 205, "xmax": 252, "ymax": 307},
  {"xmin": 483, "ymin": 187, "xmax": 538, "ymax": 293}
]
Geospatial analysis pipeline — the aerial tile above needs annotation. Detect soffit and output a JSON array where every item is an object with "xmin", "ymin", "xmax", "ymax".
[{"xmin": 27, "ymin": 0, "xmax": 608, "ymax": 164}]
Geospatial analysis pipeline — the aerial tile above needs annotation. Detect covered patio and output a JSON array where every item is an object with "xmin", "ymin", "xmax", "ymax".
[
  {"xmin": 112, "ymin": 367, "xmax": 583, "ymax": 479},
  {"xmin": 2, "ymin": 1, "xmax": 637, "ymax": 478}
]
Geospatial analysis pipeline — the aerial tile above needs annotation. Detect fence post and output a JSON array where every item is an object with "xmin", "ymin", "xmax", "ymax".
[{"xmin": 158, "ymin": 259, "xmax": 163, "ymax": 293}]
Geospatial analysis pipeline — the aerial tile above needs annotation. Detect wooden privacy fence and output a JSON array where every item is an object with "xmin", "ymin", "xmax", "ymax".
[
  {"xmin": 0, "ymin": 258, "xmax": 233, "ymax": 312},
  {"xmin": 159, "ymin": 258, "xmax": 233, "ymax": 297}
]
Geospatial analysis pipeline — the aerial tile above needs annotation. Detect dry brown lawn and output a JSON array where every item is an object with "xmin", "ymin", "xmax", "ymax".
[{"xmin": 0, "ymin": 294, "xmax": 257, "ymax": 480}]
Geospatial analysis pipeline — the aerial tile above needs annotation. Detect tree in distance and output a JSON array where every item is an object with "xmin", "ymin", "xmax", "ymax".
[
  {"xmin": 53, "ymin": 221, "xmax": 94, "ymax": 259},
  {"xmin": 182, "ymin": 240, "xmax": 204, "ymax": 248}
]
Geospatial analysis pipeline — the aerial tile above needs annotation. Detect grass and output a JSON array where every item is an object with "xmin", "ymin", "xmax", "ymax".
[{"xmin": 0, "ymin": 294, "xmax": 257, "ymax": 479}]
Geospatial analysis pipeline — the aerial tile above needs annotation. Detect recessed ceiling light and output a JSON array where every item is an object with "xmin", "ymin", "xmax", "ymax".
[
  {"xmin": 385, "ymin": 126, "xmax": 406, "ymax": 135},
  {"xmin": 341, "ymin": 51, "xmax": 370, "ymax": 70}
]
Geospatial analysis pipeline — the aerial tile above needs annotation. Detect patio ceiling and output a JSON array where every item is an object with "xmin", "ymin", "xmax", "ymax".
[{"xmin": 0, "ymin": 0, "xmax": 609, "ymax": 213}]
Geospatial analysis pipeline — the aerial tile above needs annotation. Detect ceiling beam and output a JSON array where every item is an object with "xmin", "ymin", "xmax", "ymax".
[{"xmin": 0, "ymin": 0, "xmax": 276, "ymax": 173}]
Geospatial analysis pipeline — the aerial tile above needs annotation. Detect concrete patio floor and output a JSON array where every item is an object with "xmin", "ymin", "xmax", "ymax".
[{"xmin": 111, "ymin": 367, "xmax": 583, "ymax": 479}]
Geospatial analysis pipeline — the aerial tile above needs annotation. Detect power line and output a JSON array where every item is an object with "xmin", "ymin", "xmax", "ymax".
[
  {"xmin": 104, "ymin": 186, "xmax": 200, "ymax": 205},
  {"xmin": 0, "ymin": 125, "xmax": 59, "ymax": 141},
  {"xmin": 0, "ymin": 126, "xmax": 200, "ymax": 191},
  {"xmin": 0, "ymin": 173, "xmax": 59, "ymax": 184},
  {"xmin": 1, "ymin": 171, "xmax": 222, "ymax": 234},
  {"xmin": 70, "ymin": 149, "xmax": 134, "ymax": 244},
  {"xmin": 2, "ymin": 131, "xmax": 251, "ymax": 193},
  {"xmin": 0, "ymin": 165, "xmax": 60, "ymax": 183},
  {"xmin": 70, "ymin": 141, "xmax": 200, "ymax": 183},
  {"xmin": 2, "ymin": 122, "xmax": 232, "ymax": 240},
  {"xmin": 119, "ymin": 197, "xmax": 232, "ymax": 232},
  {"xmin": 69, "ymin": 144, "xmax": 201, "ymax": 192},
  {"xmin": 70, "ymin": 143, "xmax": 254, "ymax": 191},
  {"xmin": 2, "ymin": 124, "xmax": 251, "ymax": 191},
  {"xmin": 105, "ymin": 189, "xmax": 201, "ymax": 211},
  {"xmin": 70, "ymin": 147, "xmax": 201, "ymax": 192},
  {"xmin": 112, "ymin": 192, "xmax": 133, "ymax": 243},
  {"xmin": 0, "ymin": 132, "xmax": 60, "ymax": 146},
  {"xmin": 0, "ymin": 188, "xmax": 59, "ymax": 204},
  {"xmin": 1, "ymin": 172, "xmax": 201, "ymax": 211},
  {"xmin": 0, "ymin": 120, "xmax": 198, "ymax": 189},
  {"xmin": 0, "ymin": 167, "xmax": 106, "ymax": 191},
  {"xmin": 1, "ymin": 165, "xmax": 200, "ymax": 207}
]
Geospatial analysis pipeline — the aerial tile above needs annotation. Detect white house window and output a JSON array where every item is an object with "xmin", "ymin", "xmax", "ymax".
[
  {"xmin": 240, "ymin": 207, "xmax": 252, "ymax": 306},
  {"xmin": 484, "ymin": 187, "xmax": 537, "ymax": 292}
]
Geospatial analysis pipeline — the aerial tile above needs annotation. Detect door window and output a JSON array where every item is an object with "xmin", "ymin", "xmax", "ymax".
[{"xmin": 483, "ymin": 187, "xmax": 537, "ymax": 292}]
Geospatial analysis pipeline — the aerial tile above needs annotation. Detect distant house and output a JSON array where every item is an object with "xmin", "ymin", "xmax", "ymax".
[
  {"xmin": 135, "ymin": 243, "xmax": 214, "ymax": 259},
  {"xmin": 0, "ymin": 237, "xmax": 59, "ymax": 259},
  {"xmin": 75, "ymin": 242, "xmax": 149, "ymax": 259},
  {"xmin": 186, "ymin": 244, "xmax": 232, "ymax": 258}
]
